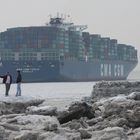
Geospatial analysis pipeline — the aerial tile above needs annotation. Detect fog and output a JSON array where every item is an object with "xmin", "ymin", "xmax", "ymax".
[{"xmin": 0, "ymin": 0, "xmax": 140, "ymax": 77}]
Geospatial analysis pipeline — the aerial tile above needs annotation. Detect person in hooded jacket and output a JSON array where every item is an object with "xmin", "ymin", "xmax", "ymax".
[
  {"xmin": 0, "ymin": 72, "xmax": 12, "ymax": 96},
  {"xmin": 16, "ymin": 70, "xmax": 22, "ymax": 96}
]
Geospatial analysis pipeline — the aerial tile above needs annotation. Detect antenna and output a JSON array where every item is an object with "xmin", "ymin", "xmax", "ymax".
[
  {"xmin": 57, "ymin": 12, "xmax": 59, "ymax": 18},
  {"xmin": 61, "ymin": 14, "xmax": 63, "ymax": 19},
  {"xmin": 48, "ymin": 14, "xmax": 52, "ymax": 19},
  {"xmin": 64, "ymin": 14, "xmax": 67, "ymax": 20}
]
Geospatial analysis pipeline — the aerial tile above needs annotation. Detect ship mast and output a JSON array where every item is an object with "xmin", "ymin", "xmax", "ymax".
[
  {"xmin": 47, "ymin": 14, "xmax": 88, "ymax": 31},
  {"xmin": 69, "ymin": 25, "xmax": 88, "ymax": 31}
]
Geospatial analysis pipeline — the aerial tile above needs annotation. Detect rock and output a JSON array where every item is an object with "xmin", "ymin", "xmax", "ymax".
[
  {"xmin": 38, "ymin": 131, "xmax": 81, "ymax": 140},
  {"xmin": 58, "ymin": 102, "xmax": 95, "ymax": 124},
  {"xmin": 110, "ymin": 118, "xmax": 128, "ymax": 128},
  {"xmin": 44, "ymin": 121, "xmax": 59, "ymax": 131},
  {"xmin": 0, "ymin": 99, "xmax": 44, "ymax": 115},
  {"xmin": 102, "ymin": 97, "xmax": 140, "ymax": 118},
  {"xmin": 133, "ymin": 127, "xmax": 140, "ymax": 134},
  {"xmin": 88, "ymin": 119, "xmax": 111, "ymax": 131},
  {"xmin": 0, "ymin": 123, "xmax": 20, "ymax": 131},
  {"xmin": 14, "ymin": 131, "xmax": 39, "ymax": 140},
  {"xmin": 15, "ymin": 115, "xmax": 60, "ymax": 130},
  {"xmin": 0, "ymin": 113, "xmax": 24, "ymax": 120},
  {"xmin": 91, "ymin": 127, "xmax": 128, "ymax": 140},
  {"xmin": 62, "ymin": 121, "xmax": 82, "ymax": 130},
  {"xmin": 86, "ymin": 117, "xmax": 103, "ymax": 126},
  {"xmin": 78, "ymin": 129, "xmax": 92, "ymax": 139},
  {"xmin": 0, "ymin": 112, "xmax": 62, "ymax": 139},
  {"xmin": 0, "ymin": 81, "xmax": 140, "ymax": 140},
  {"xmin": 127, "ymin": 127, "xmax": 140, "ymax": 140},
  {"xmin": 91, "ymin": 81, "xmax": 140, "ymax": 101},
  {"xmin": 38, "ymin": 132, "xmax": 68, "ymax": 140},
  {"xmin": 103, "ymin": 101, "xmax": 128, "ymax": 118},
  {"xmin": 133, "ymin": 129, "xmax": 140, "ymax": 140},
  {"xmin": 61, "ymin": 119, "xmax": 88, "ymax": 130},
  {"xmin": 66, "ymin": 132, "xmax": 81, "ymax": 140},
  {"xmin": 26, "ymin": 105, "xmax": 57, "ymax": 116},
  {"xmin": 0, "ymin": 126, "xmax": 7, "ymax": 140},
  {"xmin": 135, "ymin": 133, "xmax": 140, "ymax": 140},
  {"xmin": 127, "ymin": 92, "xmax": 140, "ymax": 100},
  {"xmin": 125, "ymin": 107, "xmax": 140, "ymax": 128}
]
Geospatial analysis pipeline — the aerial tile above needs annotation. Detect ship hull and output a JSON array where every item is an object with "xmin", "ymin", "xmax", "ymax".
[{"xmin": 0, "ymin": 60, "xmax": 137, "ymax": 82}]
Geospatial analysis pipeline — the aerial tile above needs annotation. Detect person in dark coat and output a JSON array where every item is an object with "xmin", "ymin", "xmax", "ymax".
[
  {"xmin": 0, "ymin": 72, "xmax": 12, "ymax": 96},
  {"xmin": 16, "ymin": 70, "xmax": 22, "ymax": 96}
]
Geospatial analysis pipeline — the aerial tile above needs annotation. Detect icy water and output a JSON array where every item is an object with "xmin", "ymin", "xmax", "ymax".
[
  {"xmin": 0, "ymin": 82, "xmax": 95, "ymax": 108},
  {"xmin": 0, "ymin": 78, "xmax": 138, "ymax": 108}
]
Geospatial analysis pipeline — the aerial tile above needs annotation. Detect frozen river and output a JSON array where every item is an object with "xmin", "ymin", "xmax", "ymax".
[{"xmin": 0, "ymin": 82, "xmax": 95, "ymax": 108}]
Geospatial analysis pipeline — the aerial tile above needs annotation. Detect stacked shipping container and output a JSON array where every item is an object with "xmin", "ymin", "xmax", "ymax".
[{"xmin": 0, "ymin": 26, "xmax": 138, "ymax": 63}]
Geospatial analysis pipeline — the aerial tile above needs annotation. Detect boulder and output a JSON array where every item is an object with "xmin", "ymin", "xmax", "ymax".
[
  {"xmin": 0, "ymin": 126, "xmax": 7, "ymax": 140},
  {"xmin": 86, "ymin": 117, "xmax": 103, "ymax": 126},
  {"xmin": 14, "ymin": 131, "xmax": 39, "ymax": 140},
  {"xmin": 127, "ymin": 92, "xmax": 140, "ymax": 100},
  {"xmin": 0, "ymin": 99, "xmax": 44, "ymax": 115},
  {"xmin": 66, "ymin": 132, "xmax": 81, "ymax": 140},
  {"xmin": 38, "ymin": 131, "xmax": 81, "ymax": 140},
  {"xmin": 15, "ymin": 115, "xmax": 60, "ymax": 130},
  {"xmin": 58, "ymin": 102, "xmax": 95, "ymax": 124},
  {"xmin": 125, "ymin": 107, "xmax": 140, "ymax": 128},
  {"xmin": 91, "ymin": 127, "xmax": 128, "ymax": 140},
  {"xmin": 26, "ymin": 105, "xmax": 57, "ymax": 116},
  {"xmin": 91, "ymin": 81, "xmax": 140, "ymax": 101},
  {"xmin": 61, "ymin": 119, "xmax": 88, "ymax": 130},
  {"xmin": 0, "ymin": 123, "xmax": 20, "ymax": 131},
  {"xmin": 78, "ymin": 129, "xmax": 92, "ymax": 139},
  {"xmin": 38, "ymin": 132, "xmax": 68, "ymax": 140}
]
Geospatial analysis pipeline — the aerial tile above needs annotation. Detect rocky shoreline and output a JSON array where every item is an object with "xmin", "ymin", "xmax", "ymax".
[{"xmin": 0, "ymin": 81, "xmax": 140, "ymax": 140}]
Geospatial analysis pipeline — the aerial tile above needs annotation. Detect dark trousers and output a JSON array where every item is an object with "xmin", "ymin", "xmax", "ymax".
[{"xmin": 5, "ymin": 84, "xmax": 11, "ymax": 96}]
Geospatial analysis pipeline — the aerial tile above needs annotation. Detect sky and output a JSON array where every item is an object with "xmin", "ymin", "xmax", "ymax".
[{"xmin": 0, "ymin": 0, "xmax": 140, "ymax": 74}]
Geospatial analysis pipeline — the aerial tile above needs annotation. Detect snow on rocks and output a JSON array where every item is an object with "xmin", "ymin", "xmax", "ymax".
[
  {"xmin": 26, "ymin": 106, "xmax": 57, "ymax": 116},
  {"xmin": 14, "ymin": 131, "xmax": 39, "ymax": 140},
  {"xmin": 0, "ymin": 114, "xmax": 60, "ymax": 139},
  {"xmin": 0, "ymin": 81, "xmax": 140, "ymax": 139},
  {"xmin": 91, "ymin": 81, "xmax": 140, "ymax": 101},
  {"xmin": 0, "ymin": 126, "xmax": 7, "ymax": 140},
  {"xmin": 127, "ymin": 91, "xmax": 140, "ymax": 100},
  {"xmin": 0, "ymin": 96, "xmax": 44, "ymax": 115},
  {"xmin": 91, "ymin": 127, "xmax": 128, "ymax": 140},
  {"xmin": 57, "ymin": 101, "xmax": 95, "ymax": 124},
  {"xmin": 15, "ymin": 115, "xmax": 60, "ymax": 132}
]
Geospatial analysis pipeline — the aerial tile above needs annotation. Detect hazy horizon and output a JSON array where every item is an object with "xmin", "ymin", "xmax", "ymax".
[{"xmin": 0, "ymin": 0, "xmax": 140, "ymax": 75}]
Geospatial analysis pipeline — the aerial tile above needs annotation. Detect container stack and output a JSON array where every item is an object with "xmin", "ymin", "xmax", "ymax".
[
  {"xmin": 110, "ymin": 39, "xmax": 118, "ymax": 60},
  {"xmin": 0, "ymin": 23, "xmax": 138, "ymax": 63},
  {"xmin": 90, "ymin": 34, "xmax": 101, "ymax": 60},
  {"xmin": 68, "ymin": 31, "xmax": 83, "ymax": 59},
  {"xmin": 81, "ymin": 32, "xmax": 137, "ymax": 62}
]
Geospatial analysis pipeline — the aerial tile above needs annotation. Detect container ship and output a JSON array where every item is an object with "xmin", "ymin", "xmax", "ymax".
[{"xmin": 0, "ymin": 16, "xmax": 138, "ymax": 82}]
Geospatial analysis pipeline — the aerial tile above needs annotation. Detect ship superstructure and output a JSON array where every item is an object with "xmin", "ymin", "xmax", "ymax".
[{"xmin": 0, "ymin": 16, "xmax": 138, "ymax": 82}]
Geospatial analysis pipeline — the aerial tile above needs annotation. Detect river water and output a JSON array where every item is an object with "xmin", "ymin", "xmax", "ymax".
[
  {"xmin": 0, "ymin": 78, "xmax": 139, "ymax": 108},
  {"xmin": 0, "ymin": 82, "xmax": 95, "ymax": 108}
]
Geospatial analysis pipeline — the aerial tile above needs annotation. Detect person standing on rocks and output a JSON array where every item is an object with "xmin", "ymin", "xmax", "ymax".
[
  {"xmin": 0, "ymin": 72, "xmax": 12, "ymax": 96},
  {"xmin": 16, "ymin": 70, "xmax": 22, "ymax": 96}
]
